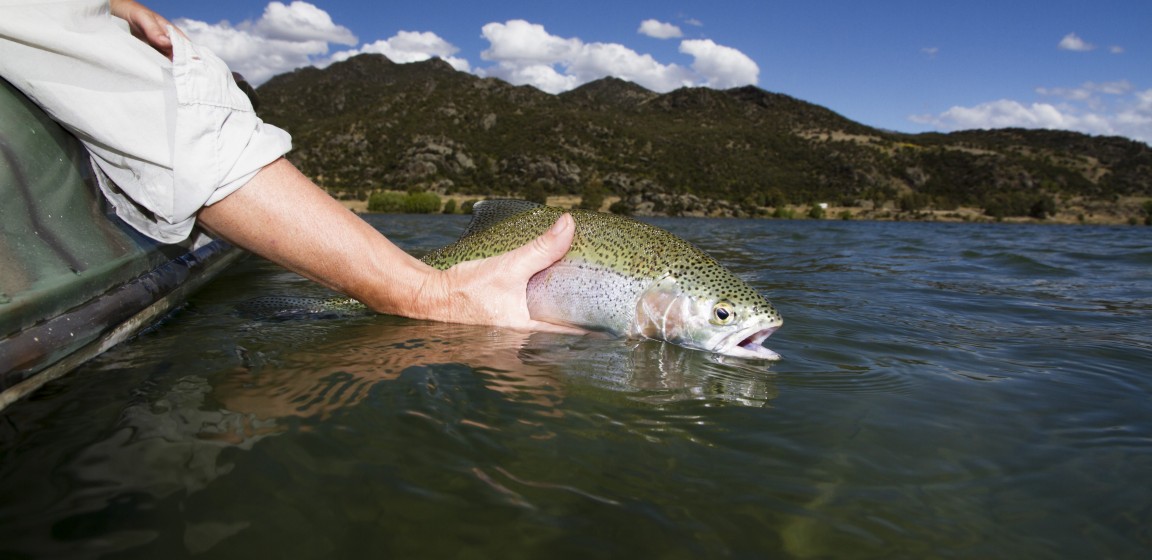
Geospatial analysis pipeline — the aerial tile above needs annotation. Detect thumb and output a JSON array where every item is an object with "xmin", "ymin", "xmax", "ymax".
[{"xmin": 503, "ymin": 213, "xmax": 575, "ymax": 277}]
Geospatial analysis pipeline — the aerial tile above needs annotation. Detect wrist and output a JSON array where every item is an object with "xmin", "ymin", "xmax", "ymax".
[{"xmin": 355, "ymin": 253, "xmax": 447, "ymax": 321}]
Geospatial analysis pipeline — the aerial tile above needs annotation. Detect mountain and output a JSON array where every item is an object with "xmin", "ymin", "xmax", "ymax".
[{"xmin": 256, "ymin": 53, "xmax": 1152, "ymax": 220}]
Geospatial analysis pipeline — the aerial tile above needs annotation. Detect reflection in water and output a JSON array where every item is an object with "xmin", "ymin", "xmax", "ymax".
[
  {"xmin": 514, "ymin": 335, "xmax": 780, "ymax": 407},
  {"xmin": 215, "ymin": 322, "xmax": 557, "ymax": 425},
  {"xmin": 0, "ymin": 316, "xmax": 778, "ymax": 556},
  {"xmin": 0, "ymin": 374, "xmax": 264, "ymax": 558},
  {"xmin": 214, "ymin": 318, "xmax": 779, "ymax": 431}
]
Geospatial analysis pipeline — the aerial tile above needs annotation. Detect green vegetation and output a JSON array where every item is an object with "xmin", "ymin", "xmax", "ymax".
[
  {"xmin": 521, "ymin": 181, "xmax": 549, "ymax": 205},
  {"xmin": 983, "ymin": 193, "xmax": 1057, "ymax": 220},
  {"xmin": 579, "ymin": 178, "xmax": 607, "ymax": 211},
  {"xmin": 367, "ymin": 192, "xmax": 406, "ymax": 213},
  {"xmin": 368, "ymin": 191, "xmax": 441, "ymax": 213},
  {"xmin": 608, "ymin": 200, "xmax": 631, "ymax": 215},
  {"xmin": 899, "ymin": 193, "xmax": 932, "ymax": 213},
  {"xmin": 257, "ymin": 54, "xmax": 1152, "ymax": 221},
  {"xmin": 403, "ymin": 191, "xmax": 441, "ymax": 213}
]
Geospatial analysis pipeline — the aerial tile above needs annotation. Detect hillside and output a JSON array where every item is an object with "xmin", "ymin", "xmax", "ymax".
[{"xmin": 256, "ymin": 54, "xmax": 1152, "ymax": 222}]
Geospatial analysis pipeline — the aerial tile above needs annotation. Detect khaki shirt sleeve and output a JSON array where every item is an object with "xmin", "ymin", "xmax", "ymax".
[{"xmin": 0, "ymin": 0, "xmax": 292, "ymax": 243}]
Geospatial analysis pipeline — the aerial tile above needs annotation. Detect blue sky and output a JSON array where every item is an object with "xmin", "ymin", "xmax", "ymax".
[{"xmin": 145, "ymin": 0, "xmax": 1151, "ymax": 143}]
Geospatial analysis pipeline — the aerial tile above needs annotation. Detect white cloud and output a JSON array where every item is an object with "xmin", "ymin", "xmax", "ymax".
[
  {"xmin": 480, "ymin": 20, "xmax": 581, "ymax": 65},
  {"xmin": 330, "ymin": 31, "xmax": 470, "ymax": 72},
  {"xmin": 177, "ymin": 18, "xmax": 332, "ymax": 85},
  {"xmin": 178, "ymin": 2, "xmax": 468, "ymax": 84},
  {"xmin": 1058, "ymin": 32, "xmax": 1095, "ymax": 52},
  {"xmin": 247, "ymin": 1, "xmax": 357, "ymax": 45},
  {"xmin": 638, "ymin": 19, "xmax": 683, "ymax": 39},
  {"xmin": 176, "ymin": 4, "xmax": 760, "ymax": 96},
  {"xmin": 1046, "ymin": 80, "xmax": 1132, "ymax": 97},
  {"xmin": 478, "ymin": 20, "xmax": 756, "ymax": 94},
  {"xmin": 921, "ymin": 47, "xmax": 939, "ymax": 59},
  {"xmin": 569, "ymin": 42, "xmax": 695, "ymax": 90},
  {"xmin": 485, "ymin": 63, "xmax": 581, "ymax": 94},
  {"xmin": 679, "ymin": 39, "xmax": 760, "ymax": 89},
  {"xmin": 916, "ymin": 100, "xmax": 1068, "ymax": 129},
  {"xmin": 911, "ymin": 81, "xmax": 1152, "ymax": 144},
  {"xmin": 178, "ymin": 1, "xmax": 358, "ymax": 84}
]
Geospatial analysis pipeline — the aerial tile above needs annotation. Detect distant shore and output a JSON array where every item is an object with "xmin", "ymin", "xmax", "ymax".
[{"xmin": 339, "ymin": 193, "xmax": 1150, "ymax": 227}]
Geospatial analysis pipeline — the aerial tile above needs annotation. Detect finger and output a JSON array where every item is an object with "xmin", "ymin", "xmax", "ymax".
[
  {"xmin": 502, "ymin": 213, "xmax": 575, "ymax": 278},
  {"xmin": 149, "ymin": 22, "xmax": 172, "ymax": 46},
  {"xmin": 145, "ymin": 17, "xmax": 173, "ymax": 49},
  {"xmin": 133, "ymin": 13, "xmax": 175, "ymax": 58}
]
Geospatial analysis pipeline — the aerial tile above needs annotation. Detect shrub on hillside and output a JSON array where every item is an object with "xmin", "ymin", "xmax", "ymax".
[
  {"xmin": 368, "ymin": 191, "xmax": 442, "ymax": 213},
  {"xmin": 403, "ymin": 191, "xmax": 441, "ymax": 213},
  {"xmin": 368, "ymin": 192, "xmax": 406, "ymax": 213}
]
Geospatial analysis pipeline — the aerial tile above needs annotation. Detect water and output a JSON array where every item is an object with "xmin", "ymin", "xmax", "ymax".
[{"xmin": 1, "ymin": 215, "xmax": 1150, "ymax": 559}]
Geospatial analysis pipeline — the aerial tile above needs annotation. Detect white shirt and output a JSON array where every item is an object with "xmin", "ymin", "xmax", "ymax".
[{"xmin": 0, "ymin": 0, "xmax": 292, "ymax": 242}]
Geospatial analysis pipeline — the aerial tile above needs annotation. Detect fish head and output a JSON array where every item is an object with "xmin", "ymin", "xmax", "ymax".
[{"xmin": 635, "ymin": 272, "xmax": 783, "ymax": 361}]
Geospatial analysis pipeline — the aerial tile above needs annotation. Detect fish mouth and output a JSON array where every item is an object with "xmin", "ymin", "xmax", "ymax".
[{"xmin": 717, "ymin": 326, "xmax": 781, "ymax": 361}]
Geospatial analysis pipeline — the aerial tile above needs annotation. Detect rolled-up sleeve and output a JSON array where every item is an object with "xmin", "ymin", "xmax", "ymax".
[{"xmin": 0, "ymin": 0, "xmax": 292, "ymax": 243}]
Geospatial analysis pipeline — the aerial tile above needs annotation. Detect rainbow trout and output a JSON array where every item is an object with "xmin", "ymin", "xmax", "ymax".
[{"xmin": 246, "ymin": 200, "xmax": 783, "ymax": 359}]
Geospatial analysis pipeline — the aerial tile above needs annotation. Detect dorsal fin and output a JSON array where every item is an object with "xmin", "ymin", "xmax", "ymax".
[{"xmin": 460, "ymin": 199, "xmax": 544, "ymax": 238}]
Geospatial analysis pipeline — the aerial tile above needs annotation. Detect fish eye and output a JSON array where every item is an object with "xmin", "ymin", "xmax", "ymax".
[{"xmin": 711, "ymin": 301, "xmax": 736, "ymax": 325}]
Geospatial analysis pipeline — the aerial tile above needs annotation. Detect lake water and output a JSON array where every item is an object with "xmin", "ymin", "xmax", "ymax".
[{"xmin": 1, "ymin": 215, "xmax": 1150, "ymax": 558}]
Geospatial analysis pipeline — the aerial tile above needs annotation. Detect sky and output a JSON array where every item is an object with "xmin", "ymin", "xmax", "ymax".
[{"xmin": 144, "ymin": 0, "xmax": 1152, "ymax": 144}]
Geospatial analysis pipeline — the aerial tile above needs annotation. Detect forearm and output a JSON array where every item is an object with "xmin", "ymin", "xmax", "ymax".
[
  {"xmin": 196, "ymin": 158, "xmax": 436, "ymax": 318},
  {"xmin": 198, "ymin": 158, "xmax": 579, "ymax": 331}
]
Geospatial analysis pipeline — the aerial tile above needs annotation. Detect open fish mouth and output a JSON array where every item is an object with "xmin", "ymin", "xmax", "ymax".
[{"xmin": 718, "ymin": 326, "xmax": 781, "ymax": 361}]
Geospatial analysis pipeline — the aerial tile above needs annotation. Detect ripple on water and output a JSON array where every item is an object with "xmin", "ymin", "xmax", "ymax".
[
  {"xmin": 777, "ymin": 364, "xmax": 917, "ymax": 395},
  {"xmin": 3, "ymin": 218, "xmax": 1151, "ymax": 559}
]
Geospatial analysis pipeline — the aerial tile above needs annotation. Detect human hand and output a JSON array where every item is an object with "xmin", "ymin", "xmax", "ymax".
[
  {"xmin": 109, "ymin": 0, "xmax": 185, "ymax": 60},
  {"xmin": 416, "ymin": 213, "xmax": 586, "ymax": 334}
]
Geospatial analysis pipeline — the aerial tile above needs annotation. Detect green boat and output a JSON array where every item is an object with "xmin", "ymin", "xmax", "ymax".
[{"xmin": 0, "ymin": 78, "xmax": 243, "ymax": 411}]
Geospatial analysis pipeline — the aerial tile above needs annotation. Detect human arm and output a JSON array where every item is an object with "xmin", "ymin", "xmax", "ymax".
[
  {"xmin": 197, "ymin": 158, "xmax": 582, "ymax": 333},
  {"xmin": 107, "ymin": 2, "xmax": 578, "ymax": 331}
]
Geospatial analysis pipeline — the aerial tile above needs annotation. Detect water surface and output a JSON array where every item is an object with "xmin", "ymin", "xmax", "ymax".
[{"xmin": 1, "ymin": 216, "xmax": 1150, "ymax": 558}]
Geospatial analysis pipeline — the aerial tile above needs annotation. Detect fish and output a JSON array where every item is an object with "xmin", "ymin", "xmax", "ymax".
[
  {"xmin": 244, "ymin": 200, "xmax": 783, "ymax": 360},
  {"xmin": 235, "ymin": 294, "xmax": 369, "ymax": 320}
]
